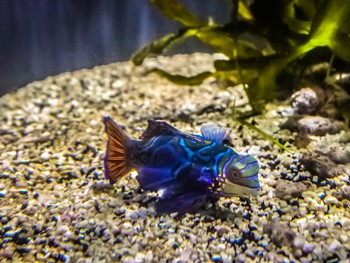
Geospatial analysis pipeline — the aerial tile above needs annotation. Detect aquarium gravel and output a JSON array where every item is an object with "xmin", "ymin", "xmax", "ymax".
[{"xmin": 1, "ymin": 53, "xmax": 350, "ymax": 262}]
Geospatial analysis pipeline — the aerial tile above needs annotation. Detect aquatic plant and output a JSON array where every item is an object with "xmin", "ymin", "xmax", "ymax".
[{"xmin": 132, "ymin": 0, "xmax": 350, "ymax": 114}]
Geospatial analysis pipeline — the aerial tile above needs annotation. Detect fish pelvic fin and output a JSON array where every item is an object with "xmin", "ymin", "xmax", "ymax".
[
  {"xmin": 156, "ymin": 188, "xmax": 207, "ymax": 214},
  {"xmin": 103, "ymin": 116, "xmax": 132, "ymax": 184}
]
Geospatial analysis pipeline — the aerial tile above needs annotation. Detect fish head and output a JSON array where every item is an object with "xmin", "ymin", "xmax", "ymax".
[{"xmin": 220, "ymin": 154, "xmax": 260, "ymax": 197}]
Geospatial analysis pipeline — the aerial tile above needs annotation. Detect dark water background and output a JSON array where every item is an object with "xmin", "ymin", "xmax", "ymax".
[{"xmin": 0, "ymin": 0, "xmax": 230, "ymax": 96}]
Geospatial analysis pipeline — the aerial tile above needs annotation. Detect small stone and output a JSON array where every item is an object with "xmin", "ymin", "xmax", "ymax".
[
  {"xmin": 291, "ymin": 87, "xmax": 321, "ymax": 114},
  {"xmin": 16, "ymin": 246, "xmax": 33, "ymax": 253},
  {"xmin": 245, "ymin": 249, "xmax": 255, "ymax": 259},
  {"xmin": 294, "ymin": 248, "xmax": 303, "ymax": 258},
  {"xmin": 180, "ymin": 249, "xmax": 192, "ymax": 262},
  {"xmin": 324, "ymin": 195, "xmax": 339, "ymax": 205},
  {"xmin": 36, "ymin": 252, "xmax": 46, "ymax": 261},
  {"xmin": 0, "ymin": 249, "xmax": 14, "ymax": 259},
  {"xmin": 122, "ymin": 256, "xmax": 135, "ymax": 263},
  {"xmin": 108, "ymin": 198, "xmax": 124, "ymax": 208},
  {"xmin": 53, "ymin": 184, "xmax": 64, "ymax": 192},
  {"xmin": 212, "ymin": 255, "xmax": 222, "ymax": 262},
  {"xmin": 56, "ymin": 225, "xmax": 69, "ymax": 235},
  {"xmin": 302, "ymin": 190, "xmax": 319, "ymax": 200},
  {"xmin": 220, "ymin": 253, "xmax": 232, "ymax": 263},
  {"xmin": 217, "ymin": 243, "xmax": 226, "ymax": 251},
  {"xmin": 145, "ymin": 250, "xmax": 153, "ymax": 262},
  {"xmin": 40, "ymin": 151, "xmax": 51, "ymax": 161},
  {"xmin": 339, "ymin": 234, "xmax": 348, "ymax": 243},
  {"xmin": 135, "ymin": 253, "xmax": 145, "ymax": 262},
  {"xmin": 236, "ymin": 253, "xmax": 246, "ymax": 263},
  {"xmin": 302, "ymin": 243, "xmax": 315, "ymax": 254},
  {"xmin": 112, "ymin": 80, "xmax": 124, "ymax": 88},
  {"xmin": 293, "ymin": 235, "xmax": 306, "ymax": 249},
  {"xmin": 216, "ymin": 226, "xmax": 230, "ymax": 237},
  {"xmin": 75, "ymin": 220, "xmax": 89, "ymax": 229},
  {"xmin": 328, "ymin": 240, "xmax": 341, "ymax": 251},
  {"xmin": 18, "ymin": 189, "xmax": 28, "ymax": 195},
  {"xmin": 15, "ymin": 180, "xmax": 27, "ymax": 188},
  {"xmin": 34, "ymin": 238, "xmax": 47, "ymax": 245}
]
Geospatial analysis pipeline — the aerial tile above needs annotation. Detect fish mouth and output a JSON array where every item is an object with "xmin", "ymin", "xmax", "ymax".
[{"xmin": 221, "ymin": 179, "xmax": 260, "ymax": 197}]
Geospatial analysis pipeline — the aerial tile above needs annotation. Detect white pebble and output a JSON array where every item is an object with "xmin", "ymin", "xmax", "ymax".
[
  {"xmin": 122, "ymin": 256, "xmax": 135, "ymax": 263},
  {"xmin": 112, "ymin": 80, "xmax": 124, "ymax": 88},
  {"xmin": 293, "ymin": 235, "xmax": 306, "ymax": 248},
  {"xmin": 40, "ymin": 151, "xmax": 51, "ymax": 161},
  {"xmin": 302, "ymin": 190, "xmax": 318, "ymax": 199},
  {"xmin": 135, "ymin": 253, "xmax": 145, "ymax": 263},
  {"xmin": 217, "ymin": 243, "xmax": 226, "ymax": 251},
  {"xmin": 302, "ymin": 243, "xmax": 315, "ymax": 253},
  {"xmin": 245, "ymin": 249, "xmax": 255, "ymax": 259},
  {"xmin": 70, "ymin": 100, "xmax": 79, "ymax": 107},
  {"xmin": 324, "ymin": 196, "xmax": 339, "ymax": 205},
  {"xmin": 180, "ymin": 249, "xmax": 192, "ymax": 262},
  {"xmin": 328, "ymin": 240, "xmax": 341, "ymax": 251},
  {"xmin": 236, "ymin": 253, "xmax": 246, "ymax": 263},
  {"xmin": 339, "ymin": 234, "xmax": 348, "ymax": 243},
  {"xmin": 56, "ymin": 225, "xmax": 69, "ymax": 235}
]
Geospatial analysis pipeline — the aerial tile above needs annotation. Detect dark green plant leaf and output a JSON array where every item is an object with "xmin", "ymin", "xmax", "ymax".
[
  {"xmin": 131, "ymin": 29, "xmax": 194, "ymax": 65},
  {"xmin": 306, "ymin": 0, "xmax": 350, "ymax": 62},
  {"xmin": 150, "ymin": 0, "xmax": 202, "ymax": 27},
  {"xmin": 237, "ymin": 0, "xmax": 254, "ymax": 22},
  {"xmin": 214, "ymin": 58, "xmax": 270, "ymax": 71},
  {"xmin": 238, "ymin": 32, "xmax": 275, "ymax": 56},
  {"xmin": 151, "ymin": 68, "xmax": 213, "ymax": 85},
  {"xmin": 194, "ymin": 26, "xmax": 274, "ymax": 59},
  {"xmin": 281, "ymin": 0, "xmax": 322, "ymax": 35},
  {"xmin": 294, "ymin": 0, "xmax": 322, "ymax": 20}
]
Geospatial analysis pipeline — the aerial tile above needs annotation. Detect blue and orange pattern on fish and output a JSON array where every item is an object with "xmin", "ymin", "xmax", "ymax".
[{"xmin": 103, "ymin": 116, "xmax": 260, "ymax": 213}]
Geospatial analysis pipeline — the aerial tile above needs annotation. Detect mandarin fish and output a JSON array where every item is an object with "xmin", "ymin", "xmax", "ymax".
[{"xmin": 103, "ymin": 116, "xmax": 260, "ymax": 214}]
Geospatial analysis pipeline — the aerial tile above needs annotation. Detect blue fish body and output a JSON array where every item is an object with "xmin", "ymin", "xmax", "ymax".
[{"xmin": 103, "ymin": 116, "xmax": 260, "ymax": 213}]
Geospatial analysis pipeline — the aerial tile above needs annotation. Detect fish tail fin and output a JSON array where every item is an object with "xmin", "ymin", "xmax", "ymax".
[{"xmin": 103, "ymin": 116, "xmax": 132, "ymax": 184}]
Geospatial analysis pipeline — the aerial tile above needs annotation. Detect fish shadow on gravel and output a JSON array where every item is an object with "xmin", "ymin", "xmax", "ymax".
[{"xmin": 86, "ymin": 180, "xmax": 252, "ymax": 221}]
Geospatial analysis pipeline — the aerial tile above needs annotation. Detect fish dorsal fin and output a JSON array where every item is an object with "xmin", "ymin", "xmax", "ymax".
[
  {"xmin": 140, "ymin": 120, "xmax": 184, "ymax": 140},
  {"xmin": 200, "ymin": 124, "xmax": 228, "ymax": 144}
]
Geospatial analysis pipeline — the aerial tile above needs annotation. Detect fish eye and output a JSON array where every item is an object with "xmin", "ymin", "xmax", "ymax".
[
  {"xmin": 231, "ymin": 171, "xmax": 240, "ymax": 178},
  {"xmin": 227, "ymin": 168, "xmax": 241, "ymax": 181}
]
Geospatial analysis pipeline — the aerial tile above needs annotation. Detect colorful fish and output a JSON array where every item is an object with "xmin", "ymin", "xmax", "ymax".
[{"xmin": 103, "ymin": 116, "xmax": 260, "ymax": 213}]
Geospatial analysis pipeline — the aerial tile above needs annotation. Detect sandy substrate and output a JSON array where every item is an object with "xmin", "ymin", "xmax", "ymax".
[{"xmin": 1, "ymin": 53, "xmax": 350, "ymax": 262}]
